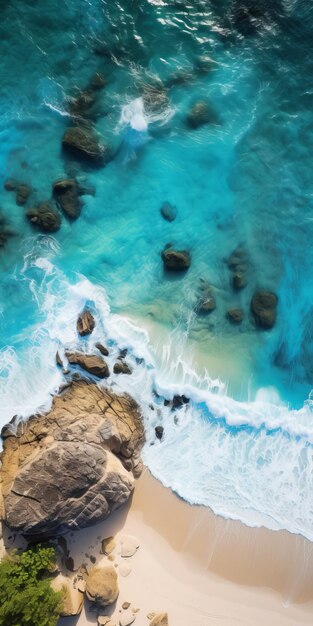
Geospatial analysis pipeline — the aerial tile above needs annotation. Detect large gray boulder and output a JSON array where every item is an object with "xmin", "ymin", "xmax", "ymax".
[{"xmin": 1, "ymin": 381, "xmax": 144, "ymax": 536}]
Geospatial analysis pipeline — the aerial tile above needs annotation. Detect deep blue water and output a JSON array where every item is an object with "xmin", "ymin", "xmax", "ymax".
[{"xmin": 1, "ymin": 0, "xmax": 313, "ymax": 537}]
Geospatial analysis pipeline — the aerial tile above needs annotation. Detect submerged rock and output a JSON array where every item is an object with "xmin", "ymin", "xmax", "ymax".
[
  {"xmin": 160, "ymin": 202, "xmax": 177, "ymax": 222},
  {"xmin": 232, "ymin": 272, "xmax": 247, "ymax": 291},
  {"xmin": 62, "ymin": 126, "xmax": 111, "ymax": 164},
  {"xmin": 26, "ymin": 202, "xmax": 61, "ymax": 232},
  {"xmin": 77, "ymin": 309, "xmax": 95, "ymax": 336},
  {"xmin": 251, "ymin": 291, "xmax": 277, "ymax": 329},
  {"xmin": 161, "ymin": 248, "xmax": 191, "ymax": 271},
  {"xmin": 197, "ymin": 281, "xmax": 216, "ymax": 313},
  {"xmin": 4, "ymin": 178, "xmax": 18, "ymax": 191},
  {"xmin": 53, "ymin": 178, "xmax": 82, "ymax": 219},
  {"xmin": 16, "ymin": 183, "xmax": 31, "ymax": 206},
  {"xmin": 1, "ymin": 380, "xmax": 145, "ymax": 536},
  {"xmin": 227, "ymin": 247, "xmax": 249, "ymax": 290},
  {"xmin": 226, "ymin": 308, "xmax": 244, "ymax": 324},
  {"xmin": 89, "ymin": 72, "xmax": 107, "ymax": 90},
  {"xmin": 186, "ymin": 101, "xmax": 219, "ymax": 129},
  {"xmin": 66, "ymin": 352, "xmax": 109, "ymax": 378},
  {"xmin": 86, "ymin": 563, "xmax": 119, "ymax": 607}
]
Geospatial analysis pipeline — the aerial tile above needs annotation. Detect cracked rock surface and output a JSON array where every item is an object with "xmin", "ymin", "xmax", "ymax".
[{"xmin": 0, "ymin": 381, "xmax": 145, "ymax": 536}]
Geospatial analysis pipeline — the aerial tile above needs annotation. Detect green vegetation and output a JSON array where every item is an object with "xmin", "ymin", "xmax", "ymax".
[{"xmin": 0, "ymin": 544, "xmax": 63, "ymax": 626}]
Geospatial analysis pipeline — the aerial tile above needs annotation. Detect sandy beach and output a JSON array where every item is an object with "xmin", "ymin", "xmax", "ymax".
[{"xmin": 59, "ymin": 469, "xmax": 313, "ymax": 626}]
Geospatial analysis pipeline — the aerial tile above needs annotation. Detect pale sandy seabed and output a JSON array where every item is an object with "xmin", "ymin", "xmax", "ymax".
[{"xmin": 57, "ymin": 470, "xmax": 313, "ymax": 626}]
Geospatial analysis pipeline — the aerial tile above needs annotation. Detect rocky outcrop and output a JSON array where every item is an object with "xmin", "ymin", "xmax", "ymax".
[
  {"xmin": 86, "ymin": 563, "xmax": 119, "ymax": 607},
  {"xmin": 53, "ymin": 178, "xmax": 82, "ymax": 219},
  {"xmin": 62, "ymin": 126, "xmax": 112, "ymax": 164},
  {"xmin": 161, "ymin": 248, "xmax": 191, "ymax": 271},
  {"xmin": 160, "ymin": 202, "xmax": 177, "ymax": 222},
  {"xmin": 251, "ymin": 291, "xmax": 277, "ymax": 329},
  {"xmin": 77, "ymin": 309, "xmax": 95, "ymax": 336},
  {"xmin": 66, "ymin": 352, "xmax": 109, "ymax": 378},
  {"xmin": 26, "ymin": 202, "xmax": 61, "ymax": 232},
  {"xmin": 1, "ymin": 380, "xmax": 145, "ymax": 536}
]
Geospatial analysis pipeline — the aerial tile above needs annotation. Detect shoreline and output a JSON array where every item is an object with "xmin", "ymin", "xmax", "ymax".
[{"xmin": 60, "ymin": 469, "xmax": 313, "ymax": 626}]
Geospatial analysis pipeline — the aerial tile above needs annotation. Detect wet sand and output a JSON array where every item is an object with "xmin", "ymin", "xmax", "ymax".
[{"xmin": 61, "ymin": 469, "xmax": 313, "ymax": 626}]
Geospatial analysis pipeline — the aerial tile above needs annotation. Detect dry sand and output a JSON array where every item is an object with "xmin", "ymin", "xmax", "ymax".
[{"xmin": 61, "ymin": 469, "xmax": 313, "ymax": 626}]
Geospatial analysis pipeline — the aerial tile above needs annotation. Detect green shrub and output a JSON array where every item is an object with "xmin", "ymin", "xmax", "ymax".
[{"xmin": 0, "ymin": 544, "xmax": 63, "ymax": 626}]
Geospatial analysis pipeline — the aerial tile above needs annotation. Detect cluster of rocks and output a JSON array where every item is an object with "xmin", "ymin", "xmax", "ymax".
[
  {"xmin": 3, "ymin": 175, "xmax": 93, "ymax": 234},
  {"xmin": 49, "ymin": 530, "xmax": 168, "ymax": 626},
  {"xmin": 62, "ymin": 72, "xmax": 114, "ymax": 166}
]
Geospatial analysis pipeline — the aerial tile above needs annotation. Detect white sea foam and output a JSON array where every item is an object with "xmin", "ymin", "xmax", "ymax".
[{"xmin": 1, "ymin": 251, "xmax": 313, "ymax": 540}]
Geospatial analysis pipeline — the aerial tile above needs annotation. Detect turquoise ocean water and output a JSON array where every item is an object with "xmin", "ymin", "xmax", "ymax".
[{"xmin": 1, "ymin": 0, "xmax": 313, "ymax": 537}]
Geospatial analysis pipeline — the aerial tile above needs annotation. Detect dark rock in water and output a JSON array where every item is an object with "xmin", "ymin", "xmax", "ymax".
[
  {"xmin": 251, "ymin": 291, "xmax": 277, "ymax": 329},
  {"xmin": 113, "ymin": 361, "xmax": 132, "ymax": 375},
  {"xmin": 4, "ymin": 178, "xmax": 18, "ymax": 191},
  {"xmin": 160, "ymin": 202, "xmax": 177, "ymax": 222},
  {"xmin": 1, "ymin": 380, "xmax": 145, "ymax": 536},
  {"xmin": 26, "ymin": 202, "xmax": 61, "ymax": 232},
  {"xmin": 77, "ymin": 309, "xmax": 95, "ymax": 336},
  {"xmin": 233, "ymin": 2, "xmax": 265, "ymax": 35},
  {"xmin": 95, "ymin": 342, "xmax": 109, "ymax": 357},
  {"xmin": 186, "ymin": 101, "xmax": 219, "ymax": 129},
  {"xmin": 68, "ymin": 90, "xmax": 97, "ymax": 119},
  {"xmin": 16, "ymin": 183, "xmax": 31, "ymax": 206},
  {"xmin": 197, "ymin": 280, "xmax": 216, "ymax": 313},
  {"xmin": 164, "ymin": 399, "xmax": 170, "ymax": 407},
  {"xmin": 232, "ymin": 272, "xmax": 247, "ymax": 291},
  {"xmin": 119, "ymin": 349, "xmax": 128, "ymax": 359},
  {"xmin": 227, "ymin": 247, "xmax": 247, "ymax": 270},
  {"xmin": 227, "ymin": 308, "xmax": 244, "ymax": 324},
  {"xmin": 89, "ymin": 72, "xmax": 107, "ymax": 91},
  {"xmin": 227, "ymin": 247, "xmax": 248, "ymax": 290},
  {"xmin": 155, "ymin": 425, "xmax": 164, "ymax": 440},
  {"xmin": 172, "ymin": 394, "xmax": 189, "ymax": 409},
  {"xmin": 66, "ymin": 352, "xmax": 110, "ymax": 378},
  {"xmin": 198, "ymin": 296, "xmax": 216, "ymax": 313},
  {"xmin": 194, "ymin": 54, "xmax": 214, "ymax": 74},
  {"xmin": 62, "ymin": 126, "xmax": 111, "ymax": 164},
  {"xmin": 162, "ymin": 248, "xmax": 191, "ymax": 271},
  {"xmin": 53, "ymin": 178, "xmax": 82, "ymax": 220},
  {"xmin": 143, "ymin": 82, "xmax": 169, "ymax": 116}
]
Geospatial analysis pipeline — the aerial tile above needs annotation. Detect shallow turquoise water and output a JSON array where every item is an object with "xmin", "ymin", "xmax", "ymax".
[{"xmin": 1, "ymin": 0, "xmax": 313, "ymax": 537}]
